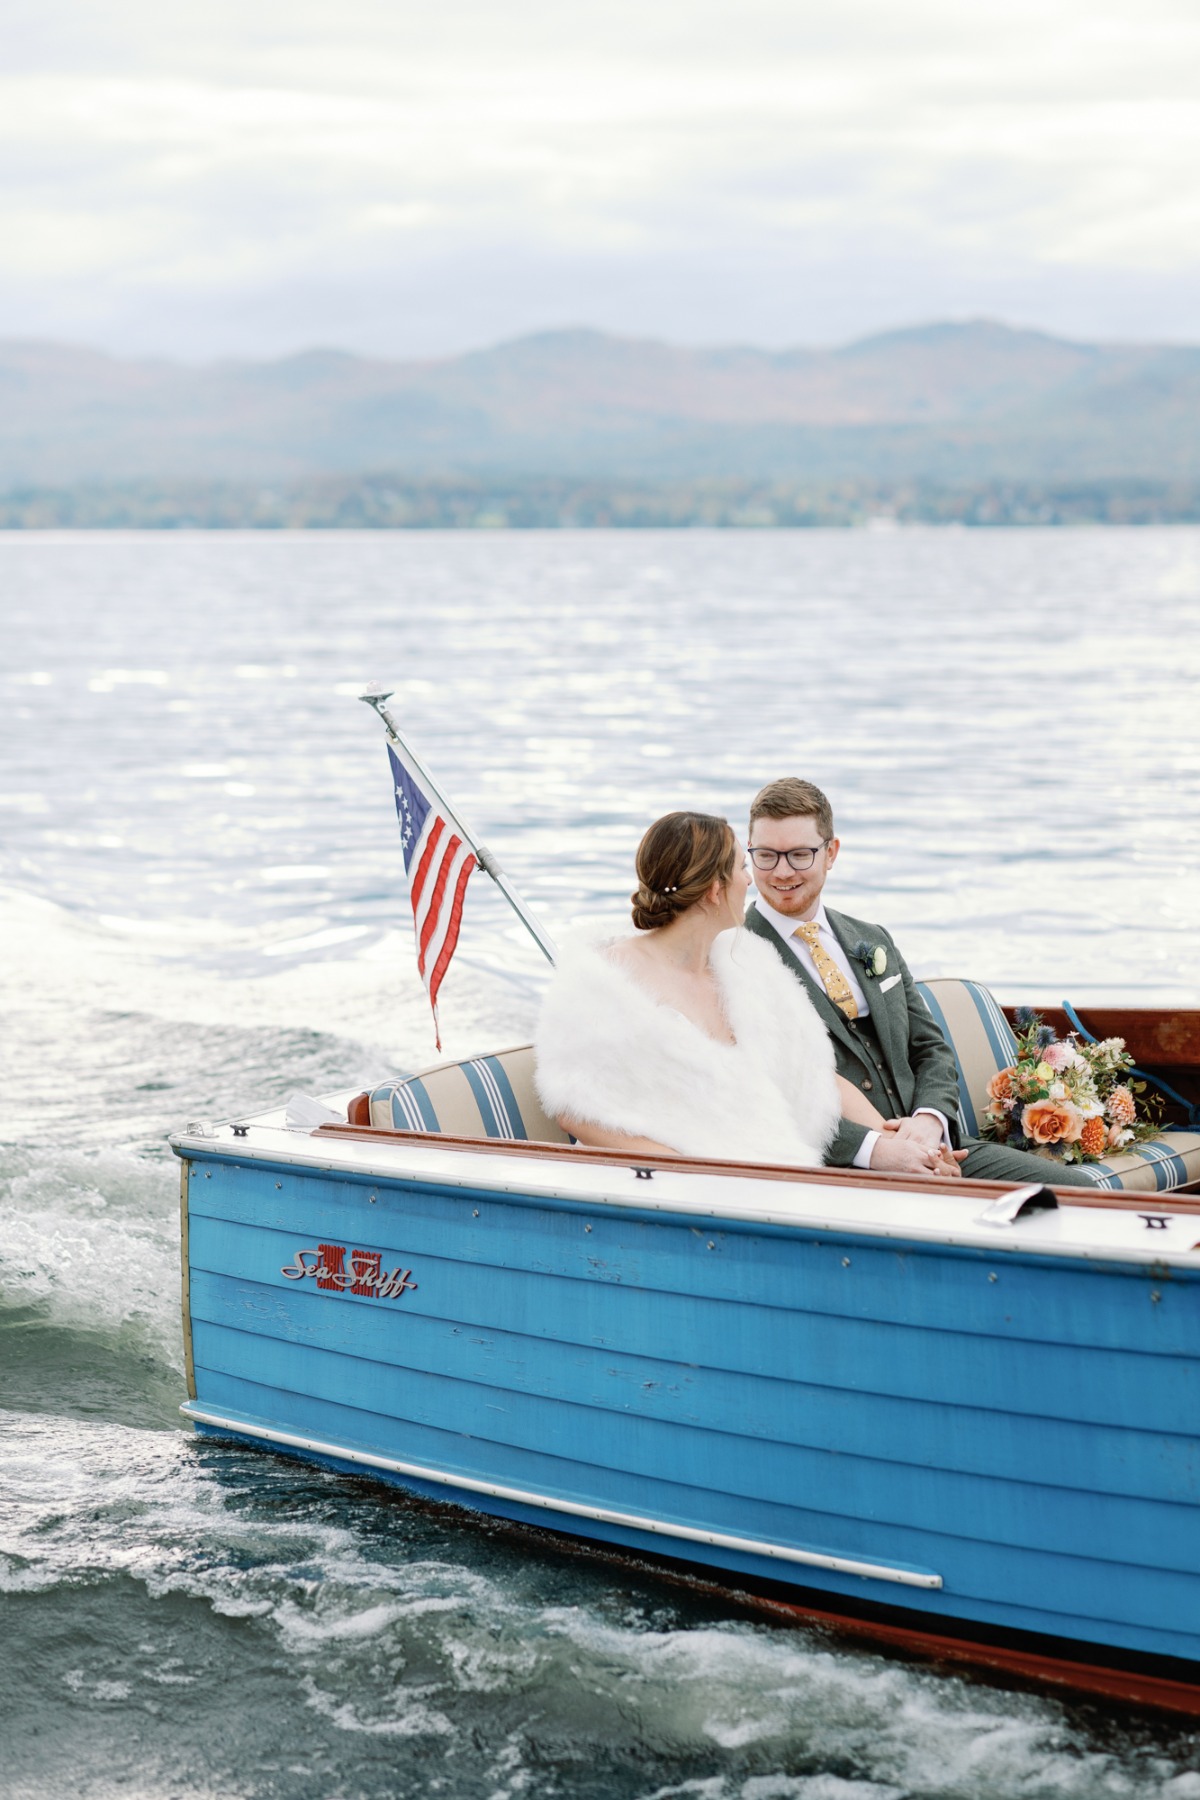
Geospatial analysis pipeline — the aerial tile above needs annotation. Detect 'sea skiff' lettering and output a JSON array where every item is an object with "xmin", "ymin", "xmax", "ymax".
[
  {"xmin": 281, "ymin": 1243, "xmax": 418, "ymax": 1301},
  {"xmin": 316, "ymin": 1242, "xmax": 346, "ymax": 1291},
  {"xmin": 349, "ymin": 1249, "xmax": 382, "ymax": 1295}
]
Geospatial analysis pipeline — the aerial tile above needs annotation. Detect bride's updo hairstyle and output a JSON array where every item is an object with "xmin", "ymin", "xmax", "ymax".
[{"xmin": 631, "ymin": 811, "xmax": 738, "ymax": 931}]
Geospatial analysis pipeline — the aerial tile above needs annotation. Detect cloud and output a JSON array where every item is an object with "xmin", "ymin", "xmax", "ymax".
[{"xmin": 2, "ymin": 0, "xmax": 1199, "ymax": 355}]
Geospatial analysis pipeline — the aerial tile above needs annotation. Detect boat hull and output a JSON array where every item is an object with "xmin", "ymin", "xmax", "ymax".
[{"xmin": 177, "ymin": 1134, "xmax": 1200, "ymax": 1711}]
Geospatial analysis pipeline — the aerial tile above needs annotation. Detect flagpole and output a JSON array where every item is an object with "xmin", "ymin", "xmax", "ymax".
[{"xmin": 360, "ymin": 690, "xmax": 558, "ymax": 966}]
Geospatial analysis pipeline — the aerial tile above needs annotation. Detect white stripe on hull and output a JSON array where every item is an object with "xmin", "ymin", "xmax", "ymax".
[{"xmin": 180, "ymin": 1403, "xmax": 943, "ymax": 1590}]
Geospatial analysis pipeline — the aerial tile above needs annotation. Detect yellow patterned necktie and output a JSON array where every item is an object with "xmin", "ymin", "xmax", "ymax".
[{"xmin": 794, "ymin": 921, "xmax": 859, "ymax": 1019}]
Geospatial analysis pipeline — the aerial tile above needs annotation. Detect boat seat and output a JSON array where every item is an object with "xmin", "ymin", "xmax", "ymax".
[
  {"xmin": 916, "ymin": 978, "xmax": 1200, "ymax": 1193},
  {"xmin": 368, "ymin": 1045, "xmax": 570, "ymax": 1144},
  {"xmin": 364, "ymin": 988, "xmax": 1198, "ymax": 1191}
]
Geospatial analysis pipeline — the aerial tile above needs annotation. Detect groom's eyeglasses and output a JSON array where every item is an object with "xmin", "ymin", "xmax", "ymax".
[{"xmin": 748, "ymin": 843, "xmax": 829, "ymax": 872}]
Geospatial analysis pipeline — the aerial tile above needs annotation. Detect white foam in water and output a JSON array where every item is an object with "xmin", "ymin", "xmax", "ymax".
[
  {"xmin": 274, "ymin": 1597, "xmax": 414, "ymax": 1646},
  {"xmin": 750, "ymin": 1782, "xmax": 904, "ymax": 1800},
  {"xmin": 526, "ymin": 1609, "xmax": 1200, "ymax": 1799},
  {"xmin": 3, "ymin": 1407, "xmax": 1198, "ymax": 1795},
  {"xmin": 0, "ymin": 882, "xmax": 540, "ymax": 1099},
  {"xmin": 299, "ymin": 1677, "xmax": 455, "ymax": 1740},
  {"xmin": 63, "ymin": 1671, "xmax": 134, "ymax": 1703},
  {"xmin": 0, "ymin": 1145, "xmax": 182, "ymax": 1366},
  {"xmin": 641, "ymin": 1781, "xmax": 903, "ymax": 1800}
]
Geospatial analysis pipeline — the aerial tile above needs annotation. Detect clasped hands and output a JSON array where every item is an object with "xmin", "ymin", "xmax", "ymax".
[{"xmin": 870, "ymin": 1113, "xmax": 968, "ymax": 1178}]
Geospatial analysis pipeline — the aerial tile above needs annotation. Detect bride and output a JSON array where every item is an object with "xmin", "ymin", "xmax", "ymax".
[{"xmin": 535, "ymin": 810, "xmax": 956, "ymax": 1170}]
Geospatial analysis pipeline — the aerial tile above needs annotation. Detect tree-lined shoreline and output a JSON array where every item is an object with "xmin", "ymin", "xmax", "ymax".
[{"xmin": 3, "ymin": 474, "xmax": 1197, "ymax": 530}]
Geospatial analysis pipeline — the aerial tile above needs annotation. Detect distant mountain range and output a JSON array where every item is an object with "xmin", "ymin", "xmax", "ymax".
[{"xmin": 1, "ymin": 321, "xmax": 1198, "ymax": 491}]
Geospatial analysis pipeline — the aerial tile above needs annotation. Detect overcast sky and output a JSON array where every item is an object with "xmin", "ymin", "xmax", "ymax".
[{"xmin": 4, "ymin": 0, "xmax": 1199, "ymax": 361}]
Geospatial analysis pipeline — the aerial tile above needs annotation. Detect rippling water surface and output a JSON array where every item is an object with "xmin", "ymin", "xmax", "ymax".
[{"xmin": 2, "ymin": 529, "xmax": 1199, "ymax": 1798}]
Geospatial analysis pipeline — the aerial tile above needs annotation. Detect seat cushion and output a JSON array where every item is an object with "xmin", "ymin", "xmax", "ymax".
[
  {"xmin": 1064, "ymin": 1132, "xmax": 1200, "ymax": 1192},
  {"xmin": 916, "ymin": 978, "xmax": 1200, "ymax": 1191},
  {"xmin": 368, "ymin": 1044, "xmax": 570, "ymax": 1143},
  {"xmin": 915, "ymin": 978, "xmax": 1018, "ymax": 1139}
]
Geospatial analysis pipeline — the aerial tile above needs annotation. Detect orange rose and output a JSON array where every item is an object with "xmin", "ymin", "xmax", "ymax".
[
  {"xmin": 987, "ymin": 1067, "xmax": 1014, "ymax": 1102},
  {"xmin": 1022, "ymin": 1098, "xmax": 1084, "ymax": 1145}
]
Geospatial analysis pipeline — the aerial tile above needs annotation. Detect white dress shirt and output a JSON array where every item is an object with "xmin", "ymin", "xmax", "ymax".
[
  {"xmin": 752, "ymin": 896, "xmax": 871, "ymax": 1017},
  {"xmin": 749, "ymin": 896, "xmax": 949, "ymax": 1167}
]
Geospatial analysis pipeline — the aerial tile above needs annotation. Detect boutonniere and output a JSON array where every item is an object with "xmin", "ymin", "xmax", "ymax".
[{"xmin": 852, "ymin": 939, "xmax": 888, "ymax": 979}]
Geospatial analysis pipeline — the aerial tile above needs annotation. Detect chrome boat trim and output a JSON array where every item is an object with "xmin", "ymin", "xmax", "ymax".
[{"xmin": 180, "ymin": 1403, "xmax": 943, "ymax": 1590}]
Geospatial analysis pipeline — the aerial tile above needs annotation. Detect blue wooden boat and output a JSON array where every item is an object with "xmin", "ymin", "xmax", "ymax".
[{"xmin": 174, "ymin": 981, "xmax": 1200, "ymax": 1714}]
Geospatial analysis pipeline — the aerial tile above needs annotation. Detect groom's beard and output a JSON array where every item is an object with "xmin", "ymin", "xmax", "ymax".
[{"xmin": 752, "ymin": 871, "xmax": 825, "ymax": 918}]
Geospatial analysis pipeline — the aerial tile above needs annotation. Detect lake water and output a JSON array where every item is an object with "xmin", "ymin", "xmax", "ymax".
[{"xmin": 2, "ymin": 528, "xmax": 1199, "ymax": 1799}]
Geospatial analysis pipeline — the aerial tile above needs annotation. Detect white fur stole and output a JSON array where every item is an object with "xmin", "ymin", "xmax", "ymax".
[{"xmin": 533, "ymin": 928, "xmax": 839, "ymax": 1166}]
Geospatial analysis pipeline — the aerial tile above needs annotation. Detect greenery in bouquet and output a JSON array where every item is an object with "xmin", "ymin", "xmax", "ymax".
[{"xmin": 980, "ymin": 1009, "xmax": 1160, "ymax": 1164}]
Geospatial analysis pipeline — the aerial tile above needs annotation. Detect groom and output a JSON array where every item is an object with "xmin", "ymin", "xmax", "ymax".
[{"xmin": 742, "ymin": 776, "xmax": 1096, "ymax": 1185}]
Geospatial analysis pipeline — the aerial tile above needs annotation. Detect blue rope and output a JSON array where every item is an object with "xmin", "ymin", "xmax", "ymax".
[{"xmin": 1062, "ymin": 1000, "xmax": 1200, "ymax": 1128}]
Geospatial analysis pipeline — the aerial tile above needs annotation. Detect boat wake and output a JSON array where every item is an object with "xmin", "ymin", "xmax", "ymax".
[
  {"xmin": 0, "ymin": 1141, "xmax": 182, "ymax": 1427},
  {"xmin": 2, "ymin": 1410, "xmax": 1197, "ymax": 1800}
]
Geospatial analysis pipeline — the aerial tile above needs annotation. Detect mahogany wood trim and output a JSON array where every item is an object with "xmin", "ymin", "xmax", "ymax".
[
  {"xmin": 731, "ymin": 1590, "xmax": 1200, "ymax": 1718},
  {"xmin": 1001, "ymin": 1005, "xmax": 1200, "ymax": 1069}
]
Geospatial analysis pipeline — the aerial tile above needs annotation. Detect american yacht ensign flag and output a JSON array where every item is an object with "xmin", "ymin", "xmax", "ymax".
[
  {"xmin": 360, "ymin": 690, "xmax": 557, "ymax": 1044},
  {"xmin": 387, "ymin": 738, "xmax": 476, "ymax": 1047}
]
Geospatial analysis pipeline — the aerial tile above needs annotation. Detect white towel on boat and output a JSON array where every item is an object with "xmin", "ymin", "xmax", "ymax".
[
  {"xmin": 534, "ymin": 928, "xmax": 839, "ymax": 1166},
  {"xmin": 284, "ymin": 1093, "xmax": 346, "ymax": 1131}
]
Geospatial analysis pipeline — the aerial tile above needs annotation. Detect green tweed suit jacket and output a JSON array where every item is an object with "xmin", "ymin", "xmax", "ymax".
[{"xmin": 742, "ymin": 902, "xmax": 962, "ymax": 1167}]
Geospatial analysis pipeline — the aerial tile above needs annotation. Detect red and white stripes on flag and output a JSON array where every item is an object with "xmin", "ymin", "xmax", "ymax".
[{"xmin": 386, "ymin": 739, "xmax": 477, "ymax": 1048}]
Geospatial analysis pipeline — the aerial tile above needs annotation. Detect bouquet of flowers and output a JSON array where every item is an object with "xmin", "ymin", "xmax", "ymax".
[{"xmin": 980, "ymin": 1008, "xmax": 1160, "ymax": 1165}]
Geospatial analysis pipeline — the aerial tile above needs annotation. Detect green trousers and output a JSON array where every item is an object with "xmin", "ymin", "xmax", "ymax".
[
  {"xmin": 843, "ymin": 1014, "xmax": 1098, "ymax": 1187},
  {"xmin": 959, "ymin": 1137, "xmax": 1098, "ymax": 1187}
]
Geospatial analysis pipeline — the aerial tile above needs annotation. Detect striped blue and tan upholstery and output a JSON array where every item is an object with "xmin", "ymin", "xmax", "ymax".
[
  {"xmin": 915, "ymin": 979, "xmax": 1018, "ymax": 1140},
  {"xmin": 916, "ymin": 979, "xmax": 1200, "ymax": 1192},
  {"xmin": 368, "ymin": 1045, "xmax": 570, "ymax": 1144}
]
